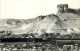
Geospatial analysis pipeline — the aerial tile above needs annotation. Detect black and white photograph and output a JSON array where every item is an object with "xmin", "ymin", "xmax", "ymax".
[{"xmin": 0, "ymin": 0, "xmax": 80, "ymax": 51}]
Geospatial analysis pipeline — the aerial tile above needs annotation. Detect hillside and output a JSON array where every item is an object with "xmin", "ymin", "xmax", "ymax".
[{"xmin": 0, "ymin": 4, "xmax": 80, "ymax": 36}]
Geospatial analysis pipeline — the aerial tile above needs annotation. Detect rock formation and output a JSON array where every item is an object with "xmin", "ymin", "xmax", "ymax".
[{"xmin": 0, "ymin": 4, "xmax": 80, "ymax": 36}]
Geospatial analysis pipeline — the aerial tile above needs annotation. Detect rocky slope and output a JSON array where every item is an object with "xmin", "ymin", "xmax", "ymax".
[
  {"xmin": 0, "ymin": 14, "xmax": 63, "ymax": 35},
  {"xmin": 0, "ymin": 4, "xmax": 80, "ymax": 36}
]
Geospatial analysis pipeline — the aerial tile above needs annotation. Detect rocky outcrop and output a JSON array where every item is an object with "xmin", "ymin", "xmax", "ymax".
[
  {"xmin": 0, "ymin": 4, "xmax": 80, "ymax": 36},
  {"xmin": 57, "ymin": 4, "xmax": 80, "ymax": 34}
]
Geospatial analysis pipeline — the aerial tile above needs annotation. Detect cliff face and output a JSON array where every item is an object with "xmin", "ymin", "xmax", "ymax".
[
  {"xmin": 57, "ymin": 13, "xmax": 80, "ymax": 34},
  {"xmin": 26, "ymin": 4, "xmax": 80, "ymax": 35},
  {"xmin": 57, "ymin": 4, "xmax": 80, "ymax": 34},
  {"xmin": 28, "ymin": 15, "xmax": 63, "ymax": 34},
  {"xmin": 0, "ymin": 4, "xmax": 80, "ymax": 35}
]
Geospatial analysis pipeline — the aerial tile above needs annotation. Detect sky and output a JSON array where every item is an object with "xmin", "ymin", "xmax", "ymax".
[{"xmin": 0, "ymin": 0, "xmax": 80, "ymax": 19}]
